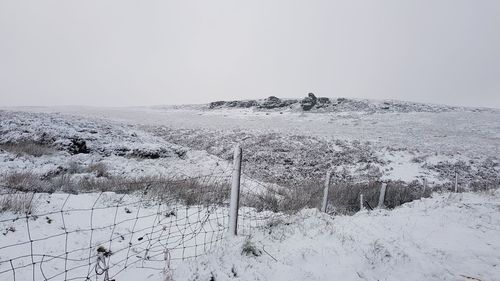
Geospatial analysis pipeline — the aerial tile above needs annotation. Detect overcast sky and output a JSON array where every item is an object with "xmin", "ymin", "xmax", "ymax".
[{"xmin": 1, "ymin": 1, "xmax": 499, "ymax": 108}]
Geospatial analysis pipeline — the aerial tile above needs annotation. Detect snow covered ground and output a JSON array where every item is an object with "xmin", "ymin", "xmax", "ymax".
[
  {"xmin": 0, "ymin": 191, "xmax": 229, "ymax": 281},
  {"xmin": 2, "ymin": 189, "xmax": 498, "ymax": 281},
  {"xmin": 175, "ymin": 190, "xmax": 500, "ymax": 281}
]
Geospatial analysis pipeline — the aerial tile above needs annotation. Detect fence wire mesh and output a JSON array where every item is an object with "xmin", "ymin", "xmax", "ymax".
[{"xmin": 0, "ymin": 173, "xmax": 236, "ymax": 280}]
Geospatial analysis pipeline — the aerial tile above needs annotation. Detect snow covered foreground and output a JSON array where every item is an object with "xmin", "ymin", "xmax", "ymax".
[
  {"xmin": 175, "ymin": 191, "xmax": 500, "ymax": 281},
  {"xmin": 2, "ymin": 191, "xmax": 498, "ymax": 281}
]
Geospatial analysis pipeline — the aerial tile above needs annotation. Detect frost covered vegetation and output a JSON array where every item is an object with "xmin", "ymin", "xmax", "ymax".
[
  {"xmin": 149, "ymin": 126, "xmax": 498, "ymax": 192},
  {"xmin": 0, "ymin": 105, "xmax": 498, "ymax": 214},
  {"xmin": 0, "ymin": 110, "xmax": 229, "ymax": 188}
]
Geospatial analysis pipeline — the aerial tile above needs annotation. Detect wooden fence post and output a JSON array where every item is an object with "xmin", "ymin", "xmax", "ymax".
[
  {"xmin": 360, "ymin": 194, "xmax": 365, "ymax": 211},
  {"xmin": 229, "ymin": 145, "xmax": 242, "ymax": 236},
  {"xmin": 321, "ymin": 171, "xmax": 332, "ymax": 213},
  {"xmin": 378, "ymin": 182, "xmax": 387, "ymax": 209}
]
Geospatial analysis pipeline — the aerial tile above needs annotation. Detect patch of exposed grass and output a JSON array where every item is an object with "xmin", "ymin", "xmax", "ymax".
[
  {"xmin": 2, "ymin": 170, "xmax": 231, "ymax": 207},
  {"xmin": 0, "ymin": 193, "xmax": 37, "ymax": 214},
  {"xmin": 241, "ymin": 179, "xmax": 434, "ymax": 215},
  {"xmin": 0, "ymin": 141, "xmax": 56, "ymax": 157},
  {"xmin": 3, "ymin": 172, "xmax": 46, "ymax": 192}
]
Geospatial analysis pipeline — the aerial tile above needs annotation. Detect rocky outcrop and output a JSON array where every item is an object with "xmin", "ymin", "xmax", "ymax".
[
  {"xmin": 209, "ymin": 101, "xmax": 226, "ymax": 109},
  {"xmin": 207, "ymin": 94, "xmax": 462, "ymax": 113},
  {"xmin": 316, "ymin": 97, "xmax": 331, "ymax": 108},
  {"xmin": 300, "ymin": 93, "xmax": 318, "ymax": 111},
  {"xmin": 210, "ymin": 100, "xmax": 258, "ymax": 109},
  {"xmin": 258, "ymin": 96, "xmax": 297, "ymax": 109},
  {"xmin": 55, "ymin": 137, "xmax": 89, "ymax": 154}
]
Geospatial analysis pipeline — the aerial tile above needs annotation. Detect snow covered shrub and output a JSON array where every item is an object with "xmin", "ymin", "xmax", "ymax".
[
  {"xmin": 241, "ymin": 239, "xmax": 262, "ymax": 257},
  {"xmin": 0, "ymin": 141, "xmax": 56, "ymax": 157},
  {"xmin": 94, "ymin": 175, "xmax": 232, "ymax": 206},
  {"xmin": 242, "ymin": 188, "xmax": 281, "ymax": 213},
  {"xmin": 279, "ymin": 181, "xmax": 323, "ymax": 214},
  {"xmin": 327, "ymin": 182, "xmax": 379, "ymax": 214},
  {"xmin": 0, "ymin": 193, "xmax": 37, "ymax": 214},
  {"xmin": 240, "ymin": 181, "xmax": 323, "ymax": 214},
  {"xmin": 150, "ymin": 176, "xmax": 231, "ymax": 206},
  {"xmin": 72, "ymin": 176, "xmax": 120, "ymax": 192},
  {"xmin": 469, "ymin": 181, "xmax": 500, "ymax": 192},
  {"xmin": 65, "ymin": 161, "xmax": 109, "ymax": 178},
  {"xmin": 49, "ymin": 174, "xmax": 73, "ymax": 192},
  {"xmin": 67, "ymin": 161, "xmax": 85, "ymax": 174},
  {"xmin": 88, "ymin": 162, "xmax": 109, "ymax": 178}
]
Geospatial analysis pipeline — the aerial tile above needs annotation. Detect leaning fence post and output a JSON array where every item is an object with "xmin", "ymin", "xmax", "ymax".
[
  {"xmin": 229, "ymin": 145, "xmax": 242, "ymax": 236},
  {"xmin": 377, "ymin": 182, "xmax": 387, "ymax": 209},
  {"xmin": 321, "ymin": 171, "xmax": 332, "ymax": 212}
]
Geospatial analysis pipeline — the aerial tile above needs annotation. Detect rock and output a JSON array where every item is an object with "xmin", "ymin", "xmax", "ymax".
[
  {"xmin": 130, "ymin": 147, "xmax": 173, "ymax": 159},
  {"xmin": 259, "ymin": 96, "xmax": 284, "ymax": 109},
  {"xmin": 210, "ymin": 97, "xmax": 299, "ymax": 110},
  {"xmin": 131, "ymin": 149, "xmax": 161, "ymax": 159},
  {"xmin": 226, "ymin": 101, "xmax": 239, "ymax": 107},
  {"xmin": 209, "ymin": 101, "xmax": 226, "ymax": 109},
  {"xmin": 37, "ymin": 132, "xmax": 56, "ymax": 145},
  {"xmin": 67, "ymin": 137, "xmax": 89, "ymax": 154},
  {"xmin": 301, "ymin": 93, "xmax": 317, "ymax": 111},
  {"xmin": 210, "ymin": 100, "xmax": 258, "ymax": 109},
  {"xmin": 238, "ymin": 100, "xmax": 258, "ymax": 108},
  {"xmin": 316, "ymin": 97, "xmax": 331, "ymax": 108}
]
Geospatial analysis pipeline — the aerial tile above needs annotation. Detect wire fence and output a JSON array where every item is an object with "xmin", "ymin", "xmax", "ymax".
[
  {"xmin": 0, "ymin": 147, "xmax": 485, "ymax": 281},
  {"xmin": 0, "ymin": 157, "xmax": 289, "ymax": 281},
  {"xmin": 0, "ymin": 190, "xmax": 224, "ymax": 280}
]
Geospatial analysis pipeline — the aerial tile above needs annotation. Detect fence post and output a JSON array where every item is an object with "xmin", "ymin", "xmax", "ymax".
[
  {"xmin": 377, "ymin": 182, "xmax": 387, "ymax": 209},
  {"xmin": 360, "ymin": 194, "xmax": 365, "ymax": 211},
  {"xmin": 321, "ymin": 171, "xmax": 332, "ymax": 213},
  {"xmin": 229, "ymin": 145, "xmax": 242, "ymax": 236},
  {"xmin": 454, "ymin": 172, "xmax": 458, "ymax": 193}
]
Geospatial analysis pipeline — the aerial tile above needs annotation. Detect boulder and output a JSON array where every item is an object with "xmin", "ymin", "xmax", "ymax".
[
  {"xmin": 238, "ymin": 100, "xmax": 258, "ymax": 108},
  {"xmin": 316, "ymin": 97, "xmax": 331, "ymax": 108},
  {"xmin": 210, "ymin": 100, "xmax": 258, "ymax": 109},
  {"xmin": 301, "ymin": 93, "xmax": 317, "ymax": 111},
  {"xmin": 209, "ymin": 101, "xmax": 226, "ymax": 109},
  {"xmin": 67, "ymin": 137, "xmax": 89, "ymax": 154},
  {"xmin": 259, "ymin": 96, "xmax": 284, "ymax": 109}
]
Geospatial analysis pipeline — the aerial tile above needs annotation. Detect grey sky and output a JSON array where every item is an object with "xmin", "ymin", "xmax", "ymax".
[{"xmin": 1, "ymin": 1, "xmax": 499, "ymax": 108}]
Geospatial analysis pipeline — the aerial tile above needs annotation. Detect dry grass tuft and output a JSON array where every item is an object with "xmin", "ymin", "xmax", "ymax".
[
  {"xmin": 0, "ymin": 141, "xmax": 56, "ymax": 157},
  {"xmin": 241, "ymin": 179, "xmax": 433, "ymax": 215},
  {"xmin": 327, "ymin": 180, "xmax": 432, "ymax": 214},
  {"xmin": 87, "ymin": 162, "xmax": 109, "ymax": 178},
  {"xmin": 3, "ymin": 172, "xmax": 46, "ymax": 192},
  {"xmin": 0, "ymin": 193, "xmax": 37, "ymax": 214}
]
